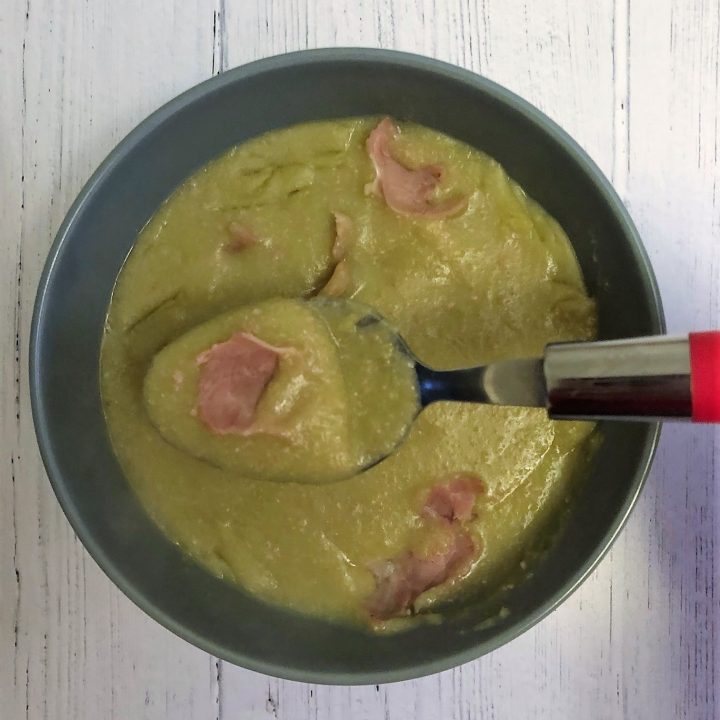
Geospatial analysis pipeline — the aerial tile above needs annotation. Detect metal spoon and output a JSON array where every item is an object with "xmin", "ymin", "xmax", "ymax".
[{"xmin": 351, "ymin": 303, "xmax": 719, "ymax": 426}]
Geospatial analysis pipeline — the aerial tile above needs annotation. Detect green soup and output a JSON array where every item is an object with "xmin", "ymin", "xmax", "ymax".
[{"xmin": 101, "ymin": 117, "xmax": 598, "ymax": 628}]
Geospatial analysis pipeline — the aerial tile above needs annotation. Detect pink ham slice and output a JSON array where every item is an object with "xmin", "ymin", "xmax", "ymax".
[
  {"xmin": 366, "ymin": 528, "xmax": 477, "ymax": 620},
  {"xmin": 423, "ymin": 474, "xmax": 485, "ymax": 523},
  {"xmin": 196, "ymin": 332, "xmax": 281, "ymax": 434},
  {"xmin": 365, "ymin": 118, "xmax": 467, "ymax": 219},
  {"xmin": 320, "ymin": 212, "xmax": 354, "ymax": 297},
  {"xmin": 223, "ymin": 222, "xmax": 259, "ymax": 253},
  {"xmin": 331, "ymin": 212, "xmax": 353, "ymax": 261},
  {"xmin": 320, "ymin": 261, "xmax": 351, "ymax": 297}
]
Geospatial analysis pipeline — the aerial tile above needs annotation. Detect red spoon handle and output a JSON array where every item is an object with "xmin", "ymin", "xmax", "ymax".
[{"xmin": 690, "ymin": 331, "xmax": 720, "ymax": 422}]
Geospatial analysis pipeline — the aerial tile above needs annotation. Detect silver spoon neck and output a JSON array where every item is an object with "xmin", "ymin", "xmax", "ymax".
[
  {"xmin": 544, "ymin": 334, "xmax": 691, "ymax": 420},
  {"xmin": 416, "ymin": 335, "xmax": 693, "ymax": 422}
]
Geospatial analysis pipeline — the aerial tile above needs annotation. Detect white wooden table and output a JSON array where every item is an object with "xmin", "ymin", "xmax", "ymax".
[{"xmin": 2, "ymin": 1, "xmax": 718, "ymax": 718}]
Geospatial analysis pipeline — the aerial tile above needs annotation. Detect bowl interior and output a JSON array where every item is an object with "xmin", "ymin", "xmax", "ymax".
[{"xmin": 31, "ymin": 49, "xmax": 662, "ymax": 684}]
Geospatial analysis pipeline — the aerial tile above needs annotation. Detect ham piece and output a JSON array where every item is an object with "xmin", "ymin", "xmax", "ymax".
[
  {"xmin": 223, "ymin": 222, "xmax": 259, "ymax": 253},
  {"xmin": 366, "ymin": 529, "xmax": 476, "ymax": 621},
  {"xmin": 423, "ymin": 474, "xmax": 485, "ymax": 523},
  {"xmin": 365, "ymin": 118, "xmax": 467, "ymax": 219},
  {"xmin": 331, "ymin": 212, "xmax": 353, "ymax": 261},
  {"xmin": 320, "ymin": 261, "xmax": 351, "ymax": 298},
  {"xmin": 366, "ymin": 474, "xmax": 484, "ymax": 620},
  {"xmin": 320, "ymin": 212, "xmax": 354, "ymax": 297},
  {"xmin": 196, "ymin": 332, "xmax": 281, "ymax": 434}
]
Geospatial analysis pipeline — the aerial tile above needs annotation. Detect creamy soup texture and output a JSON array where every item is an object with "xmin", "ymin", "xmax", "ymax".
[{"xmin": 101, "ymin": 117, "xmax": 598, "ymax": 627}]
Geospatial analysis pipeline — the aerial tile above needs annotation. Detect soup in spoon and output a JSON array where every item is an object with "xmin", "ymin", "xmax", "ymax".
[{"xmin": 144, "ymin": 297, "xmax": 420, "ymax": 483}]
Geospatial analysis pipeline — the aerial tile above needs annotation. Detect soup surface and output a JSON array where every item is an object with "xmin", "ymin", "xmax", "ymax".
[{"xmin": 101, "ymin": 117, "xmax": 598, "ymax": 627}]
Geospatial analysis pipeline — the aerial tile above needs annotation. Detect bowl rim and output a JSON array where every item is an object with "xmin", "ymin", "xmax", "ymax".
[{"xmin": 30, "ymin": 47, "xmax": 664, "ymax": 685}]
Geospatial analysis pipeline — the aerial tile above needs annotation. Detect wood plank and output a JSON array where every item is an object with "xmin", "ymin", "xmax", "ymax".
[
  {"xmin": 622, "ymin": 0, "xmax": 719, "ymax": 717},
  {"xmin": 0, "ymin": 0, "xmax": 27, "ymax": 713},
  {"xmin": 0, "ymin": 1, "xmax": 221, "ymax": 718}
]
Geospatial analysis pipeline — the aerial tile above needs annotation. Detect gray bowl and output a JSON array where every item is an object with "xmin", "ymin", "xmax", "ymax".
[{"xmin": 30, "ymin": 48, "xmax": 663, "ymax": 684}]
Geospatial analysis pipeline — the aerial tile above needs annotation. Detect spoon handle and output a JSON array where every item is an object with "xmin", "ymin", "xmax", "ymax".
[
  {"xmin": 545, "ymin": 332, "xmax": 720, "ymax": 422},
  {"xmin": 417, "ymin": 332, "xmax": 719, "ymax": 423}
]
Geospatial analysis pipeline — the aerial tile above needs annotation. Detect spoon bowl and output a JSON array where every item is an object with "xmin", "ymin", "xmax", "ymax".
[{"xmin": 142, "ymin": 297, "xmax": 421, "ymax": 483}]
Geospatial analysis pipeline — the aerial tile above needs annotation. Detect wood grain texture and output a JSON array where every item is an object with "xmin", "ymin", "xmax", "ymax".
[
  {"xmin": 1, "ymin": 1, "xmax": 221, "ymax": 718},
  {"xmin": 1, "ymin": 0, "xmax": 717, "ymax": 718}
]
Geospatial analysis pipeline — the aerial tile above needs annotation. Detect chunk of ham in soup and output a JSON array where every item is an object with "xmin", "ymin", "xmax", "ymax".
[{"xmin": 196, "ymin": 332, "xmax": 281, "ymax": 434}]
